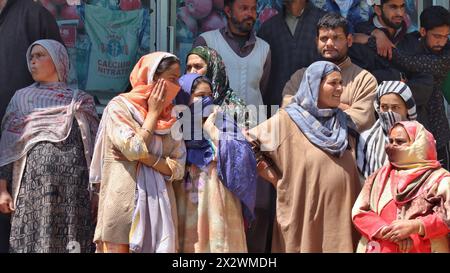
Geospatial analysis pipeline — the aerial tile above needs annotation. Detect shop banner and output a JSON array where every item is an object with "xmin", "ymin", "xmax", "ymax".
[{"xmin": 80, "ymin": 4, "xmax": 145, "ymax": 92}]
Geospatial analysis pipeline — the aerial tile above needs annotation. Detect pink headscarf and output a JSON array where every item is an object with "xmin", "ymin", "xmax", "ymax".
[
  {"xmin": 375, "ymin": 121, "xmax": 444, "ymax": 206},
  {"xmin": 120, "ymin": 52, "xmax": 180, "ymax": 131}
]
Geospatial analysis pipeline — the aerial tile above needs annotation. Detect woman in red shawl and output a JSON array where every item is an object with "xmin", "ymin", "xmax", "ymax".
[{"xmin": 352, "ymin": 121, "xmax": 450, "ymax": 253}]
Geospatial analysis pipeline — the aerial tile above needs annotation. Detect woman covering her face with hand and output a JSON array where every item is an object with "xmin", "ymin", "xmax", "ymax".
[{"xmin": 90, "ymin": 52, "xmax": 186, "ymax": 253}]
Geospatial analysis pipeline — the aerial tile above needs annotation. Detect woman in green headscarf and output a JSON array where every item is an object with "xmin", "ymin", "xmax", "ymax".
[
  {"xmin": 183, "ymin": 46, "xmax": 250, "ymax": 127},
  {"xmin": 186, "ymin": 46, "xmax": 244, "ymax": 107}
]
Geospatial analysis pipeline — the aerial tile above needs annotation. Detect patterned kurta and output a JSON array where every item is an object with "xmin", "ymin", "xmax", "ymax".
[
  {"xmin": 0, "ymin": 122, "xmax": 94, "ymax": 253},
  {"xmin": 392, "ymin": 42, "xmax": 450, "ymax": 150}
]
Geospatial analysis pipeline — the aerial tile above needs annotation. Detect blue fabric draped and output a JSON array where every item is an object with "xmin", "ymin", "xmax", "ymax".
[{"xmin": 177, "ymin": 73, "xmax": 257, "ymax": 222}]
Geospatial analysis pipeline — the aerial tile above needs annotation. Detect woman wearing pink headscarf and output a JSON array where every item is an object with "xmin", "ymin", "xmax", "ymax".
[
  {"xmin": 353, "ymin": 121, "xmax": 450, "ymax": 253},
  {"xmin": 90, "ymin": 52, "xmax": 186, "ymax": 253}
]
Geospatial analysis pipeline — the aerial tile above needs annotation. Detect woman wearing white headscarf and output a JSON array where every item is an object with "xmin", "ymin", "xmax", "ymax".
[
  {"xmin": 357, "ymin": 81, "xmax": 417, "ymax": 179},
  {"xmin": 0, "ymin": 39, "xmax": 99, "ymax": 253}
]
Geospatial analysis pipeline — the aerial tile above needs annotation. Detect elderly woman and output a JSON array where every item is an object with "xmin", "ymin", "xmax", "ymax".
[
  {"xmin": 246, "ymin": 61, "xmax": 361, "ymax": 252},
  {"xmin": 357, "ymin": 81, "xmax": 417, "ymax": 178},
  {"xmin": 90, "ymin": 52, "xmax": 186, "ymax": 253},
  {"xmin": 352, "ymin": 121, "xmax": 450, "ymax": 253},
  {"xmin": 0, "ymin": 39, "xmax": 99, "ymax": 253},
  {"xmin": 173, "ymin": 73, "xmax": 257, "ymax": 253}
]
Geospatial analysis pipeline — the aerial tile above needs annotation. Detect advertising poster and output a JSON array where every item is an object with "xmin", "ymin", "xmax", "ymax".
[{"xmin": 39, "ymin": 0, "xmax": 150, "ymax": 95}]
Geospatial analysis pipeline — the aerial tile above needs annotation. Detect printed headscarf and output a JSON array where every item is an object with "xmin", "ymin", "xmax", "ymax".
[
  {"xmin": 187, "ymin": 46, "xmax": 245, "ymax": 107},
  {"xmin": 375, "ymin": 121, "xmax": 443, "ymax": 205}
]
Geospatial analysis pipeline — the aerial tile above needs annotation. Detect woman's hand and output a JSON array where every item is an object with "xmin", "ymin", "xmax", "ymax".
[
  {"xmin": 382, "ymin": 219, "xmax": 421, "ymax": 242},
  {"xmin": 147, "ymin": 79, "xmax": 167, "ymax": 119},
  {"xmin": 397, "ymin": 237, "xmax": 414, "ymax": 253},
  {"xmin": 242, "ymin": 129, "xmax": 280, "ymax": 187},
  {"xmin": 338, "ymin": 103, "xmax": 350, "ymax": 111},
  {"xmin": 373, "ymin": 225, "xmax": 390, "ymax": 240},
  {"xmin": 256, "ymin": 160, "xmax": 279, "ymax": 187},
  {"xmin": 0, "ymin": 190, "xmax": 14, "ymax": 214},
  {"xmin": 203, "ymin": 108, "xmax": 220, "ymax": 142},
  {"xmin": 89, "ymin": 183, "xmax": 100, "ymax": 225},
  {"xmin": 242, "ymin": 128, "xmax": 255, "ymax": 143}
]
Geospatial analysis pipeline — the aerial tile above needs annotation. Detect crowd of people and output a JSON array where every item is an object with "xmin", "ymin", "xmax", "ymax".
[{"xmin": 0, "ymin": 0, "xmax": 449, "ymax": 253}]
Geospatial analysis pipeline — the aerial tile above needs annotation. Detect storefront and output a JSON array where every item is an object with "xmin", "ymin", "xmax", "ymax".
[{"xmin": 41, "ymin": 0, "xmax": 449, "ymax": 114}]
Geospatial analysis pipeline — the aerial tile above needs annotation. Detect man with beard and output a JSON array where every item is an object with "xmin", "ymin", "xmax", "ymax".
[
  {"xmin": 352, "ymin": 1, "xmax": 450, "ymax": 170},
  {"xmin": 349, "ymin": 0, "xmax": 413, "ymax": 81},
  {"xmin": 193, "ymin": 0, "xmax": 271, "ymax": 112},
  {"xmin": 256, "ymin": 0, "xmax": 325, "ymax": 109},
  {"xmin": 374, "ymin": 6, "xmax": 450, "ymax": 170},
  {"xmin": 349, "ymin": 0, "xmax": 435, "ymax": 142},
  {"xmin": 281, "ymin": 13, "xmax": 377, "ymax": 133},
  {"xmin": 354, "ymin": 0, "xmax": 408, "ymax": 57}
]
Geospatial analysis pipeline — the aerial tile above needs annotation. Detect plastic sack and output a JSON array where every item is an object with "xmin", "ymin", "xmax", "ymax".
[{"xmin": 78, "ymin": 4, "xmax": 145, "ymax": 92}]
